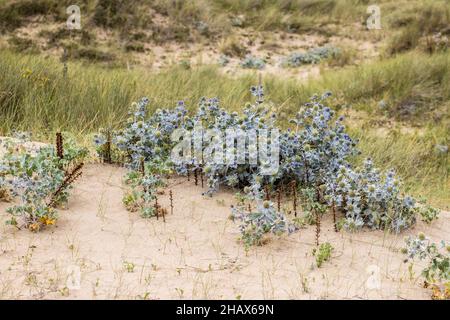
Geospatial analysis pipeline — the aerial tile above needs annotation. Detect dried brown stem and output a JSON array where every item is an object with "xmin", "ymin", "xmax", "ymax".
[
  {"xmin": 315, "ymin": 212, "xmax": 321, "ymax": 246},
  {"xmin": 332, "ymin": 201, "xmax": 338, "ymax": 232},
  {"xmin": 140, "ymin": 158, "xmax": 145, "ymax": 177},
  {"xmin": 264, "ymin": 185, "xmax": 270, "ymax": 201},
  {"xmin": 277, "ymin": 189, "xmax": 281, "ymax": 212},
  {"xmin": 292, "ymin": 180, "xmax": 297, "ymax": 217},
  {"xmin": 48, "ymin": 162, "xmax": 83, "ymax": 207},
  {"xmin": 104, "ymin": 129, "xmax": 112, "ymax": 164},
  {"xmin": 200, "ymin": 168, "xmax": 204, "ymax": 188},
  {"xmin": 56, "ymin": 132, "xmax": 64, "ymax": 159},
  {"xmin": 169, "ymin": 190, "xmax": 174, "ymax": 215}
]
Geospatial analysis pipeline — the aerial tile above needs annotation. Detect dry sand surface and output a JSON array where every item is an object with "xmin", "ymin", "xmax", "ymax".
[
  {"xmin": 0, "ymin": 164, "xmax": 448, "ymax": 300},
  {"xmin": 0, "ymin": 136, "xmax": 47, "ymax": 156}
]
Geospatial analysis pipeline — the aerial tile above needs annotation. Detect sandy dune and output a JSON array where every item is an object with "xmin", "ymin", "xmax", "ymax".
[{"xmin": 0, "ymin": 164, "xmax": 448, "ymax": 299}]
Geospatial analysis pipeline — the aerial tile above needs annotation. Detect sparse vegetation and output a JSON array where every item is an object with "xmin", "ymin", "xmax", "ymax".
[
  {"xmin": 281, "ymin": 46, "xmax": 340, "ymax": 67},
  {"xmin": 313, "ymin": 242, "xmax": 333, "ymax": 268},
  {"xmin": 0, "ymin": 132, "xmax": 86, "ymax": 231},
  {"xmin": 403, "ymin": 233, "xmax": 450, "ymax": 300},
  {"xmin": 0, "ymin": 0, "xmax": 448, "ymax": 301},
  {"xmin": 219, "ymin": 37, "xmax": 248, "ymax": 58},
  {"xmin": 231, "ymin": 180, "xmax": 297, "ymax": 248},
  {"xmin": 240, "ymin": 55, "xmax": 266, "ymax": 69}
]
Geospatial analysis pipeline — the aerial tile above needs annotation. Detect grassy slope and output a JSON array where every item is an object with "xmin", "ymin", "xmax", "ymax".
[
  {"xmin": 1, "ymin": 0, "xmax": 449, "ymax": 63},
  {"xmin": 1, "ymin": 0, "xmax": 446, "ymax": 32},
  {"xmin": 0, "ymin": 0, "xmax": 369, "ymax": 32},
  {"xmin": 0, "ymin": 49, "xmax": 448, "ymax": 207}
]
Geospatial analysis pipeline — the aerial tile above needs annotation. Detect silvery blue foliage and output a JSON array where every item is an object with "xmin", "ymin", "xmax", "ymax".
[
  {"xmin": 105, "ymin": 98, "xmax": 187, "ymax": 217},
  {"xmin": 404, "ymin": 234, "xmax": 449, "ymax": 285},
  {"xmin": 103, "ymin": 88, "xmax": 351, "ymax": 197},
  {"xmin": 435, "ymin": 144, "xmax": 448, "ymax": 154},
  {"xmin": 280, "ymin": 92, "xmax": 357, "ymax": 187},
  {"xmin": 404, "ymin": 234, "xmax": 430, "ymax": 260},
  {"xmin": 196, "ymin": 21, "xmax": 209, "ymax": 35},
  {"xmin": 325, "ymin": 159, "xmax": 419, "ymax": 232},
  {"xmin": 2, "ymin": 144, "xmax": 63, "ymax": 227},
  {"xmin": 250, "ymin": 85, "xmax": 264, "ymax": 103},
  {"xmin": 122, "ymin": 159, "xmax": 170, "ymax": 218},
  {"xmin": 282, "ymin": 46, "xmax": 340, "ymax": 67},
  {"xmin": 196, "ymin": 91, "xmax": 279, "ymax": 196},
  {"xmin": 113, "ymin": 97, "xmax": 188, "ymax": 170},
  {"xmin": 198, "ymin": 86, "xmax": 357, "ymax": 193},
  {"xmin": 231, "ymin": 176, "xmax": 298, "ymax": 247},
  {"xmin": 94, "ymin": 86, "xmax": 436, "ymax": 234},
  {"xmin": 218, "ymin": 55, "xmax": 230, "ymax": 66},
  {"xmin": 0, "ymin": 135, "xmax": 86, "ymax": 230},
  {"xmin": 240, "ymin": 54, "xmax": 265, "ymax": 69},
  {"xmin": 93, "ymin": 134, "xmax": 106, "ymax": 146}
]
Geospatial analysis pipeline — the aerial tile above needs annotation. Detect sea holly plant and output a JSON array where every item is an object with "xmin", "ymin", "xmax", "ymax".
[
  {"xmin": 93, "ymin": 86, "xmax": 440, "ymax": 235},
  {"xmin": 403, "ymin": 233, "xmax": 449, "ymax": 300},
  {"xmin": 281, "ymin": 46, "xmax": 340, "ymax": 68},
  {"xmin": 93, "ymin": 127, "xmax": 123, "ymax": 164},
  {"xmin": 98, "ymin": 89, "xmax": 354, "ymax": 198},
  {"xmin": 196, "ymin": 89, "xmax": 280, "ymax": 196},
  {"xmin": 324, "ymin": 159, "xmax": 433, "ymax": 233},
  {"xmin": 0, "ymin": 133, "xmax": 87, "ymax": 231},
  {"xmin": 111, "ymin": 97, "xmax": 188, "ymax": 170},
  {"xmin": 230, "ymin": 176, "xmax": 297, "ymax": 248},
  {"xmin": 218, "ymin": 55, "xmax": 230, "ymax": 67},
  {"xmin": 240, "ymin": 54, "xmax": 265, "ymax": 69},
  {"xmin": 122, "ymin": 158, "xmax": 172, "ymax": 218},
  {"xmin": 96, "ymin": 98, "xmax": 185, "ymax": 218},
  {"xmin": 279, "ymin": 92, "xmax": 358, "ymax": 189},
  {"xmin": 92, "ymin": 98, "xmax": 182, "ymax": 218},
  {"xmin": 299, "ymin": 187, "xmax": 328, "ymax": 245},
  {"xmin": 416, "ymin": 201, "xmax": 440, "ymax": 224}
]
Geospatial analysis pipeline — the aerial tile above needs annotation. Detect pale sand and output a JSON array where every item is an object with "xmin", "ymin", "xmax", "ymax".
[
  {"xmin": 0, "ymin": 164, "xmax": 448, "ymax": 299},
  {"xmin": 0, "ymin": 136, "xmax": 48, "ymax": 156}
]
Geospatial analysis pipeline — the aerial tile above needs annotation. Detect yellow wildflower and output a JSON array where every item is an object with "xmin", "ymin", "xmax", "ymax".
[
  {"xmin": 29, "ymin": 223, "xmax": 40, "ymax": 232},
  {"xmin": 40, "ymin": 216, "xmax": 56, "ymax": 226}
]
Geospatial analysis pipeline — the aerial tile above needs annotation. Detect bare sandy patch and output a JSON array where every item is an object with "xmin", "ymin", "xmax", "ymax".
[{"xmin": 0, "ymin": 164, "xmax": 448, "ymax": 299}]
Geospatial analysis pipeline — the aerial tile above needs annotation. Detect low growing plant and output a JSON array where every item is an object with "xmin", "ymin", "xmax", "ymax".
[
  {"xmin": 93, "ymin": 128, "xmax": 122, "ymax": 164},
  {"xmin": 403, "ymin": 233, "xmax": 449, "ymax": 300},
  {"xmin": 417, "ymin": 202, "xmax": 440, "ymax": 224},
  {"xmin": 113, "ymin": 97, "xmax": 187, "ymax": 170},
  {"xmin": 313, "ymin": 242, "xmax": 333, "ymax": 268},
  {"xmin": 300, "ymin": 187, "xmax": 328, "ymax": 245},
  {"xmin": 93, "ymin": 86, "xmax": 439, "ymax": 235},
  {"xmin": 281, "ymin": 46, "xmax": 340, "ymax": 68},
  {"xmin": 218, "ymin": 55, "xmax": 230, "ymax": 67},
  {"xmin": 324, "ymin": 159, "xmax": 437, "ymax": 233},
  {"xmin": 0, "ymin": 133, "xmax": 87, "ymax": 231},
  {"xmin": 230, "ymin": 177, "xmax": 297, "ymax": 248},
  {"xmin": 240, "ymin": 54, "xmax": 265, "ymax": 69},
  {"xmin": 122, "ymin": 158, "xmax": 171, "ymax": 218}
]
